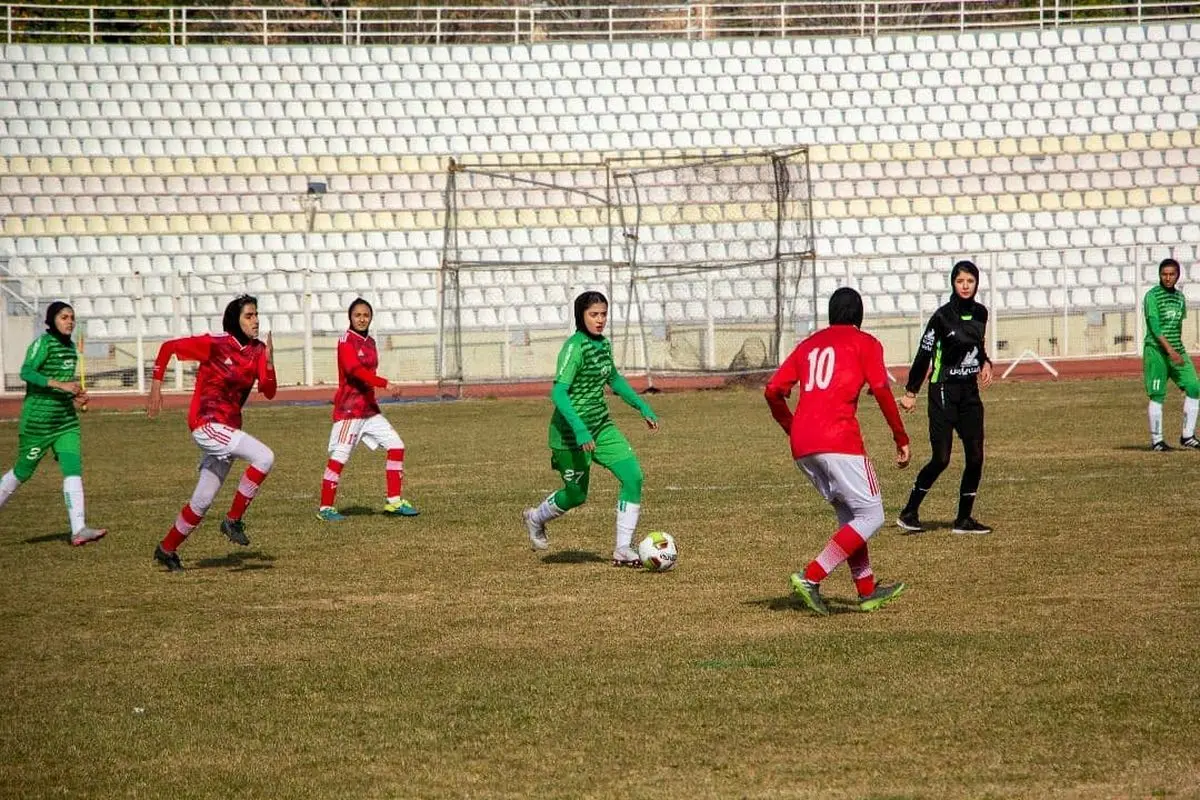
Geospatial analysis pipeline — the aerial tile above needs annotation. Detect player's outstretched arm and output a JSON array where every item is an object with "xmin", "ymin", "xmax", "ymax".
[
  {"xmin": 257, "ymin": 332, "xmax": 278, "ymax": 399},
  {"xmin": 146, "ymin": 378, "xmax": 164, "ymax": 418},
  {"xmin": 609, "ymin": 371, "xmax": 657, "ymax": 424}
]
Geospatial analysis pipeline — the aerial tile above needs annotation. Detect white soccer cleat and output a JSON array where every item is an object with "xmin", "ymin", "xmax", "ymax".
[
  {"xmin": 524, "ymin": 508, "xmax": 549, "ymax": 551},
  {"xmin": 70, "ymin": 527, "xmax": 107, "ymax": 547},
  {"xmin": 611, "ymin": 546, "xmax": 641, "ymax": 568}
]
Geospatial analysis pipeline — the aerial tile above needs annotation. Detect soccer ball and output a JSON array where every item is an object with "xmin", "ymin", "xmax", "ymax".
[{"xmin": 637, "ymin": 531, "xmax": 678, "ymax": 572}]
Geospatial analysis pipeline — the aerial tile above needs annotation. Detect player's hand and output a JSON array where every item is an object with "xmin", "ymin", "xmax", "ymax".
[
  {"xmin": 644, "ymin": 416, "xmax": 659, "ymax": 431},
  {"xmin": 899, "ymin": 393, "xmax": 916, "ymax": 413},
  {"xmin": 386, "ymin": 381, "xmax": 402, "ymax": 398},
  {"xmin": 146, "ymin": 380, "xmax": 163, "ymax": 419},
  {"xmin": 265, "ymin": 331, "xmax": 274, "ymax": 364},
  {"xmin": 979, "ymin": 361, "xmax": 994, "ymax": 388},
  {"xmin": 1170, "ymin": 349, "xmax": 1185, "ymax": 366},
  {"xmin": 896, "ymin": 443, "xmax": 911, "ymax": 469},
  {"xmin": 581, "ymin": 439, "xmax": 596, "ymax": 452},
  {"xmin": 54, "ymin": 379, "xmax": 82, "ymax": 396}
]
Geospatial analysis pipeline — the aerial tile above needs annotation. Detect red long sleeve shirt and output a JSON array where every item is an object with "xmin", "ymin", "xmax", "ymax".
[
  {"xmin": 152, "ymin": 333, "xmax": 276, "ymax": 431},
  {"xmin": 332, "ymin": 329, "xmax": 388, "ymax": 421}
]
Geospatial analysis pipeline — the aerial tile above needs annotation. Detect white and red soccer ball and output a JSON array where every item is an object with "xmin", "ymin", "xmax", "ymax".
[{"xmin": 637, "ymin": 531, "xmax": 677, "ymax": 572}]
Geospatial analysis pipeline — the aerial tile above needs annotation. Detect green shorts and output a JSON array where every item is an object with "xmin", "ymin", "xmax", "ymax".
[
  {"xmin": 549, "ymin": 423, "xmax": 635, "ymax": 477},
  {"xmin": 1143, "ymin": 345, "xmax": 1200, "ymax": 400},
  {"xmin": 13, "ymin": 426, "xmax": 82, "ymax": 481}
]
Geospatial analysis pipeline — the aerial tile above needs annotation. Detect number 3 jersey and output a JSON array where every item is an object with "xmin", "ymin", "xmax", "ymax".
[{"xmin": 764, "ymin": 324, "xmax": 909, "ymax": 459}]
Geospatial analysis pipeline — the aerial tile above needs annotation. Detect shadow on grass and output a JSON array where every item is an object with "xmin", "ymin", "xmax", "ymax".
[
  {"xmin": 1116, "ymin": 444, "xmax": 1171, "ymax": 452},
  {"xmin": 745, "ymin": 595, "xmax": 863, "ymax": 615},
  {"xmin": 338, "ymin": 505, "xmax": 378, "ymax": 517},
  {"xmin": 193, "ymin": 550, "xmax": 276, "ymax": 572},
  {"xmin": 22, "ymin": 531, "xmax": 71, "ymax": 545},
  {"xmin": 541, "ymin": 549, "xmax": 607, "ymax": 565}
]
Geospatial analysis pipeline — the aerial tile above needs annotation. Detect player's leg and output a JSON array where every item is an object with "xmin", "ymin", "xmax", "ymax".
[
  {"xmin": 1144, "ymin": 345, "xmax": 1171, "ymax": 450},
  {"xmin": 523, "ymin": 448, "xmax": 591, "ymax": 550},
  {"xmin": 0, "ymin": 467, "xmax": 19, "ymax": 509},
  {"xmin": 222, "ymin": 429, "xmax": 275, "ymax": 542},
  {"xmin": 360, "ymin": 415, "xmax": 417, "ymax": 516},
  {"xmin": 0, "ymin": 433, "xmax": 53, "ymax": 513},
  {"xmin": 898, "ymin": 390, "xmax": 955, "ymax": 530},
  {"xmin": 318, "ymin": 419, "xmax": 361, "ymax": 521},
  {"xmin": 951, "ymin": 395, "xmax": 991, "ymax": 534},
  {"xmin": 1172, "ymin": 360, "xmax": 1200, "ymax": 448},
  {"xmin": 155, "ymin": 454, "xmax": 233, "ymax": 571},
  {"xmin": 51, "ymin": 429, "xmax": 107, "ymax": 545},
  {"xmin": 592, "ymin": 425, "xmax": 644, "ymax": 566}
]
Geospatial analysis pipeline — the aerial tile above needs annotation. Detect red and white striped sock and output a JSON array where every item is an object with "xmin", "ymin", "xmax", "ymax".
[
  {"xmin": 161, "ymin": 503, "xmax": 203, "ymax": 552},
  {"xmin": 385, "ymin": 448, "xmax": 404, "ymax": 504},
  {"xmin": 320, "ymin": 459, "xmax": 345, "ymax": 508},
  {"xmin": 803, "ymin": 524, "xmax": 868, "ymax": 583},
  {"xmin": 227, "ymin": 466, "xmax": 268, "ymax": 521},
  {"xmin": 847, "ymin": 545, "xmax": 876, "ymax": 597}
]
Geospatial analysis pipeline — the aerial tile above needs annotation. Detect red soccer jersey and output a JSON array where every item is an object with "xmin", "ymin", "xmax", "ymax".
[
  {"xmin": 764, "ymin": 324, "xmax": 909, "ymax": 459},
  {"xmin": 332, "ymin": 329, "xmax": 388, "ymax": 421},
  {"xmin": 152, "ymin": 333, "xmax": 277, "ymax": 431}
]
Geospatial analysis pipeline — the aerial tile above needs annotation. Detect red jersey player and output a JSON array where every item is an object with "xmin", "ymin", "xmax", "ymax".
[
  {"xmin": 764, "ymin": 287, "xmax": 911, "ymax": 616},
  {"xmin": 145, "ymin": 295, "xmax": 277, "ymax": 571},
  {"xmin": 316, "ymin": 298, "xmax": 418, "ymax": 521}
]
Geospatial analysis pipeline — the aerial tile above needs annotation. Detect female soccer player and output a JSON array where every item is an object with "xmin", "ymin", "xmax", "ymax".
[
  {"xmin": 522, "ymin": 291, "xmax": 659, "ymax": 566},
  {"xmin": 896, "ymin": 260, "xmax": 994, "ymax": 534},
  {"xmin": 146, "ymin": 295, "xmax": 277, "ymax": 571},
  {"xmin": 0, "ymin": 302, "xmax": 106, "ymax": 545},
  {"xmin": 765, "ymin": 287, "xmax": 910, "ymax": 615},
  {"xmin": 317, "ymin": 297, "xmax": 417, "ymax": 521}
]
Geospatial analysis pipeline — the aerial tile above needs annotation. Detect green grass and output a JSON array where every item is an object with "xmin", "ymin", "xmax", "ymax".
[{"xmin": 1, "ymin": 379, "xmax": 1198, "ymax": 799}]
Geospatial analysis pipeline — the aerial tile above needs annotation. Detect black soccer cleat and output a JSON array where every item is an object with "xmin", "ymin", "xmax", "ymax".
[
  {"xmin": 1151, "ymin": 440, "xmax": 1173, "ymax": 452},
  {"xmin": 1180, "ymin": 437, "xmax": 1200, "ymax": 449},
  {"xmin": 221, "ymin": 518, "xmax": 250, "ymax": 546},
  {"xmin": 952, "ymin": 517, "xmax": 993, "ymax": 535},
  {"xmin": 154, "ymin": 545, "xmax": 184, "ymax": 572},
  {"xmin": 895, "ymin": 510, "xmax": 924, "ymax": 533}
]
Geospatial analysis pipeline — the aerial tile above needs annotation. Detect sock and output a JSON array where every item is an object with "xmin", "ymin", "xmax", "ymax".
[
  {"xmin": 957, "ymin": 491, "xmax": 977, "ymax": 521},
  {"xmin": 227, "ymin": 466, "xmax": 268, "ymax": 521},
  {"xmin": 1149, "ymin": 400, "xmax": 1164, "ymax": 443},
  {"xmin": 529, "ymin": 494, "xmax": 565, "ymax": 526},
  {"xmin": 0, "ymin": 470, "xmax": 20, "ymax": 509},
  {"xmin": 616, "ymin": 500, "xmax": 641, "ymax": 551},
  {"xmin": 803, "ymin": 524, "xmax": 867, "ymax": 583},
  {"xmin": 903, "ymin": 485, "xmax": 928, "ymax": 515},
  {"xmin": 848, "ymin": 546, "xmax": 875, "ymax": 597},
  {"xmin": 320, "ymin": 459, "xmax": 345, "ymax": 508},
  {"xmin": 1184, "ymin": 397, "xmax": 1199, "ymax": 439},
  {"xmin": 162, "ymin": 503, "xmax": 203, "ymax": 552},
  {"xmin": 63, "ymin": 476, "xmax": 85, "ymax": 535},
  {"xmin": 385, "ymin": 448, "xmax": 404, "ymax": 504}
]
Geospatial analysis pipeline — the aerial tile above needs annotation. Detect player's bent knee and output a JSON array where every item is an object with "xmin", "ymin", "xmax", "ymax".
[
  {"xmin": 560, "ymin": 484, "xmax": 589, "ymax": 509},
  {"xmin": 328, "ymin": 445, "xmax": 353, "ymax": 464},
  {"xmin": 253, "ymin": 447, "xmax": 276, "ymax": 474},
  {"xmin": 853, "ymin": 505, "xmax": 886, "ymax": 540}
]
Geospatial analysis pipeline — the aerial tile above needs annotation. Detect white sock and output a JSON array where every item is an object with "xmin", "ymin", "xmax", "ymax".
[
  {"xmin": 616, "ymin": 500, "xmax": 641, "ymax": 551},
  {"xmin": 0, "ymin": 470, "xmax": 21, "ymax": 509},
  {"xmin": 1184, "ymin": 397, "xmax": 1199, "ymax": 439},
  {"xmin": 530, "ymin": 494, "xmax": 565, "ymax": 526},
  {"xmin": 63, "ymin": 476, "xmax": 85, "ymax": 535},
  {"xmin": 1149, "ymin": 400, "xmax": 1164, "ymax": 444}
]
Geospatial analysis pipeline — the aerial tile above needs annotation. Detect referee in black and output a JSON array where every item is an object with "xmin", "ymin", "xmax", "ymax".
[{"xmin": 896, "ymin": 260, "xmax": 994, "ymax": 534}]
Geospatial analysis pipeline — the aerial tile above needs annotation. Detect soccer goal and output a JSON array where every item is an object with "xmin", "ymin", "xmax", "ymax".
[{"xmin": 439, "ymin": 148, "xmax": 815, "ymax": 389}]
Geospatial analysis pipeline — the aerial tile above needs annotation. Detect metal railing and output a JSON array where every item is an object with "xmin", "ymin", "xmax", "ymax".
[{"xmin": 2, "ymin": 1, "xmax": 1197, "ymax": 46}]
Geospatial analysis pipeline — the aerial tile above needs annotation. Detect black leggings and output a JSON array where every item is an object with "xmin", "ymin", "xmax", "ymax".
[{"xmin": 908, "ymin": 383, "xmax": 984, "ymax": 517}]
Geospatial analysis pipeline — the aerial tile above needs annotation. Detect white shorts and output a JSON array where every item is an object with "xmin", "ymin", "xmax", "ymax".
[
  {"xmin": 192, "ymin": 422, "xmax": 272, "ymax": 479},
  {"xmin": 795, "ymin": 453, "xmax": 882, "ymax": 516},
  {"xmin": 328, "ymin": 414, "xmax": 403, "ymax": 457}
]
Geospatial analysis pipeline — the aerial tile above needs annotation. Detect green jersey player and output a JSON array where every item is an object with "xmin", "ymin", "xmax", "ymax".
[
  {"xmin": 523, "ymin": 291, "xmax": 660, "ymax": 566},
  {"xmin": 1142, "ymin": 257, "xmax": 1200, "ymax": 451},
  {"xmin": 0, "ymin": 302, "xmax": 106, "ymax": 544}
]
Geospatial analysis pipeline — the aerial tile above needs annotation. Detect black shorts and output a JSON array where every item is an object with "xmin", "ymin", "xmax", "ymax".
[{"xmin": 927, "ymin": 382, "xmax": 984, "ymax": 443}]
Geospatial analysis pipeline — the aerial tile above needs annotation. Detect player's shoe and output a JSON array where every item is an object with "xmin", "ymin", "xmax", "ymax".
[
  {"xmin": 611, "ymin": 546, "xmax": 641, "ymax": 568},
  {"xmin": 1151, "ymin": 440, "xmax": 1173, "ymax": 452},
  {"xmin": 789, "ymin": 573, "xmax": 829, "ymax": 616},
  {"xmin": 383, "ymin": 499, "xmax": 419, "ymax": 517},
  {"xmin": 1180, "ymin": 436, "xmax": 1200, "ymax": 449},
  {"xmin": 523, "ymin": 508, "xmax": 549, "ymax": 551},
  {"xmin": 153, "ymin": 545, "xmax": 184, "ymax": 572},
  {"xmin": 220, "ymin": 517, "xmax": 250, "ymax": 546},
  {"xmin": 316, "ymin": 507, "xmax": 347, "ymax": 522},
  {"xmin": 952, "ymin": 517, "xmax": 992, "ymax": 534},
  {"xmin": 895, "ymin": 510, "xmax": 924, "ymax": 533},
  {"xmin": 859, "ymin": 581, "xmax": 906, "ymax": 612},
  {"xmin": 70, "ymin": 526, "xmax": 107, "ymax": 547}
]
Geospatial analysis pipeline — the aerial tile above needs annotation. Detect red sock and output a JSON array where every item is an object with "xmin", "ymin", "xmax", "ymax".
[
  {"xmin": 320, "ymin": 459, "xmax": 344, "ymax": 507},
  {"xmin": 227, "ymin": 465, "xmax": 268, "ymax": 521},
  {"xmin": 803, "ymin": 524, "xmax": 867, "ymax": 583},
  {"xmin": 848, "ymin": 546, "xmax": 876, "ymax": 597},
  {"xmin": 161, "ymin": 503, "xmax": 202, "ymax": 552},
  {"xmin": 385, "ymin": 448, "xmax": 404, "ymax": 500}
]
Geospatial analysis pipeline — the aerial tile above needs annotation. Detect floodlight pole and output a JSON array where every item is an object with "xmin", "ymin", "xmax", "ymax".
[{"xmin": 301, "ymin": 182, "xmax": 325, "ymax": 387}]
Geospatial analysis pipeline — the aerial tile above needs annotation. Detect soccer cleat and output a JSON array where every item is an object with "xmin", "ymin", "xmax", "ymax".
[
  {"xmin": 859, "ymin": 581, "xmax": 906, "ymax": 612},
  {"xmin": 316, "ymin": 507, "xmax": 347, "ymax": 522},
  {"xmin": 153, "ymin": 545, "xmax": 184, "ymax": 572},
  {"xmin": 1151, "ymin": 440, "xmax": 1173, "ymax": 452},
  {"xmin": 523, "ymin": 508, "xmax": 549, "ymax": 551},
  {"xmin": 952, "ymin": 517, "xmax": 992, "ymax": 535},
  {"xmin": 611, "ymin": 546, "xmax": 641, "ymax": 568},
  {"xmin": 1181, "ymin": 437, "xmax": 1200, "ymax": 449},
  {"xmin": 383, "ymin": 498, "xmax": 419, "ymax": 517},
  {"xmin": 895, "ymin": 510, "xmax": 924, "ymax": 533},
  {"xmin": 69, "ymin": 526, "xmax": 107, "ymax": 547},
  {"xmin": 789, "ymin": 573, "xmax": 829, "ymax": 616},
  {"xmin": 220, "ymin": 517, "xmax": 250, "ymax": 546}
]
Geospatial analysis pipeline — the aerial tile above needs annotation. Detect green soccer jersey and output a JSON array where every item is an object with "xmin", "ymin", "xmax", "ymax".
[
  {"xmin": 1144, "ymin": 285, "xmax": 1187, "ymax": 352},
  {"xmin": 19, "ymin": 333, "xmax": 80, "ymax": 438},
  {"xmin": 549, "ymin": 331, "xmax": 616, "ymax": 449}
]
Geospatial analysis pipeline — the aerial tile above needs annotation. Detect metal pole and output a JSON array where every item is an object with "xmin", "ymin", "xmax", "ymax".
[
  {"xmin": 988, "ymin": 253, "xmax": 998, "ymax": 360},
  {"xmin": 302, "ymin": 267, "xmax": 313, "ymax": 386},
  {"xmin": 135, "ymin": 273, "xmax": 145, "ymax": 393},
  {"xmin": 1133, "ymin": 246, "xmax": 1143, "ymax": 352},
  {"xmin": 172, "ymin": 273, "xmax": 183, "ymax": 391},
  {"xmin": 705, "ymin": 273, "xmax": 715, "ymax": 370},
  {"xmin": 1061, "ymin": 254, "xmax": 1069, "ymax": 357}
]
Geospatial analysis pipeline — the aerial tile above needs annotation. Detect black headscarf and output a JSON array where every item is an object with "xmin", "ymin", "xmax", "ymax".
[
  {"xmin": 574, "ymin": 291, "xmax": 608, "ymax": 340},
  {"xmin": 222, "ymin": 294, "xmax": 258, "ymax": 346},
  {"xmin": 45, "ymin": 301, "xmax": 74, "ymax": 347},
  {"xmin": 1160, "ymin": 257, "xmax": 1181, "ymax": 292},
  {"xmin": 828, "ymin": 287, "xmax": 864, "ymax": 328},
  {"xmin": 949, "ymin": 260, "xmax": 980, "ymax": 315},
  {"xmin": 348, "ymin": 297, "xmax": 373, "ymax": 334}
]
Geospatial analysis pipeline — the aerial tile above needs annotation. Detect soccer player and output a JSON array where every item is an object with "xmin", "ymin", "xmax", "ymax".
[
  {"xmin": 522, "ymin": 291, "xmax": 659, "ymax": 566},
  {"xmin": 1142, "ymin": 257, "xmax": 1200, "ymax": 451},
  {"xmin": 0, "ymin": 302, "xmax": 107, "ymax": 545},
  {"xmin": 145, "ymin": 295, "xmax": 277, "ymax": 571},
  {"xmin": 896, "ymin": 260, "xmax": 994, "ymax": 535},
  {"xmin": 765, "ymin": 287, "xmax": 911, "ymax": 616},
  {"xmin": 317, "ymin": 297, "xmax": 418, "ymax": 521}
]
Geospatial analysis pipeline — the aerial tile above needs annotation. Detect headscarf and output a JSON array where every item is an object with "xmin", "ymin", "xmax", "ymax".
[
  {"xmin": 1160, "ymin": 257, "xmax": 1181, "ymax": 292},
  {"xmin": 827, "ymin": 287, "xmax": 864, "ymax": 328},
  {"xmin": 348, "ymin": 297, "xmax": 373, "ymax": 334},
  {"xmin": 574, "ymin": 290, "xmax": 608, "ymax": 340},
  {"xmin": 949, "ymin": 260, "xmax": 980, "ymax": 315},
  {"xmin": 45, "ymin": 301, "xmax": 74, "ymax": 347},
  {"xmin": 222, "ymin": 294, "xmax": 258, "ymax": 346}
]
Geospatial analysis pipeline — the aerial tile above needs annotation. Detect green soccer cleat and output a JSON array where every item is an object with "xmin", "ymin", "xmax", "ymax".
[
  {"xmin": 789, "ymin": 573, "xmax": 830, "ymax": 616},
  {"xmin": 316, "ymin": 507, "xmax": 347, "ymax": 522},
  {"xmin": 859, "ymin": 581, "xmax": 907, "ymax": 613},
  {"xmin": 383, "ymin": 498, "xmax": 419, "ymax": 517}
]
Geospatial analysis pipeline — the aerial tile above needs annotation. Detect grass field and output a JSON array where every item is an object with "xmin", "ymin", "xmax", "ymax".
[{"xmin": 1, "ymin": 379, "xmax": 1197, "ymax": 799}]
